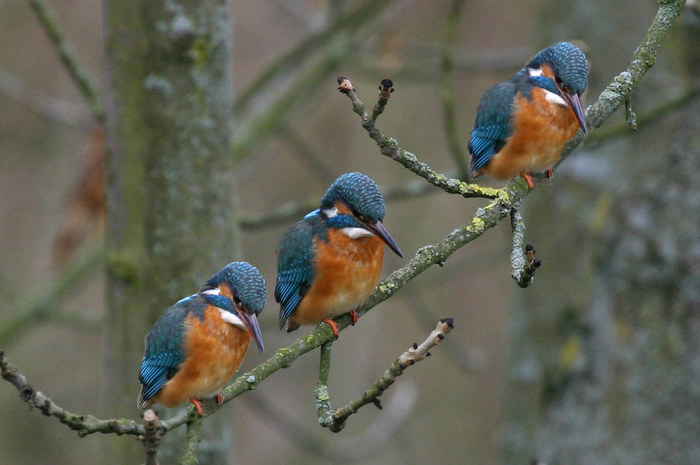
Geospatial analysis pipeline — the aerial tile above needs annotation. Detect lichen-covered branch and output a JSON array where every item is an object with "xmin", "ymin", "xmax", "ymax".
[
  {"xmin": 318, "ymin": 319, "xmax": 454, "ymax": 433},
  {"xmin": 1, "ymin": 350, "xmax": 145, "ymax": 437},
  {"xmin": 582, "ymin": 0, "xmax": 685, "ymax": 132},
  {"xmin": 28, "ymin": 0, "xmax": 104, "ymax": 121}
]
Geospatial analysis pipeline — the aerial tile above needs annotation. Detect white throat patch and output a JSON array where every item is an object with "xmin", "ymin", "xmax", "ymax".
[
  {"xmin": 544, "ymin": 90, "xmax": 567, "ymax": 107},
  {"xmin": 342, "ymin": 227, "xmax": 375, "ymax": 239},
  {"xmin": 219, "ymin": 308, "xmax": 246, "ymax": 330}
]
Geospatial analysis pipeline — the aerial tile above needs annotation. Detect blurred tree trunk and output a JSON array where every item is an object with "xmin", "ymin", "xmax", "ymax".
[
  {"xmin": 502, "ymin": 7, "xmax": 699, "ymax": 465},
  {"xmin": 102, "ymin": 1, "xmax": 235, "ymax": 462}
]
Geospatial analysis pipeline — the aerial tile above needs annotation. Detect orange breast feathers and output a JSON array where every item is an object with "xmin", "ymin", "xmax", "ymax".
[
  {"xmin": 149, "ymin": 306, "xmax": 251, "ymax": 408},
  {"xmin": 482, "ymin": 88, "xmax": 581, "ymax": 180},
  {"xmin": 290, "ymin": 229, "xmax": 385, "ymax": 328}
]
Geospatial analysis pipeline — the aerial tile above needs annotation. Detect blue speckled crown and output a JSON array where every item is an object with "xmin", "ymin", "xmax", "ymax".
[
  {"xmin": 527, "ymin": 42, "xmax": 588, "ymax": 95},
  {"xmin": 205, "ymin": 262, "xmax": 266, "ymax": 315},
  {"xmin": 320, "ymin": 172, "xmax": 386, "ymax": 222}
]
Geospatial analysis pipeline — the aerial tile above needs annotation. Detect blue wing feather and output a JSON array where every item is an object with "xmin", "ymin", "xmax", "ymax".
[
  {"xmin": 468, "ymin": 80, "xmax": 517, "ymax": 177},
  {"xmin": 137, "ymin": 295, "xmax": 207, "ymax": 407},
  {"xmin": 275, "ymin": 215, "xmax": 318, "ymax": 329}
]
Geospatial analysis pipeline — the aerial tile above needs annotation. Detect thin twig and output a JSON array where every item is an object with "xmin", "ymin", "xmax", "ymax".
[{"xmin": 322, "ymin": 319, "xmax": 454, "ymax": 432}]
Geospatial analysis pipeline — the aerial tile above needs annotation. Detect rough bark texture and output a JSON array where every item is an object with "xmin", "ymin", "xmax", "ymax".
[{"xmin": 102, "ymin": 1, "xmax": 235, "ymax": 462}]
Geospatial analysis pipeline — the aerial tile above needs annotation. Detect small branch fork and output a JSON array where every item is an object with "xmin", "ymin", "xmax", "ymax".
[{"xmin": 316, "ymin": 319, "xmax": 454, "ymax": 433}]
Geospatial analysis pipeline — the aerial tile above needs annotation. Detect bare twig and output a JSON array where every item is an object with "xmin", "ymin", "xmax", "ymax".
[
  {"xmin": 338, "ymin": 82, "xmax": 503, "ymax": 199},
  {"xmin": 28, "ymin": 0, "xmax": 104, "ymax": 121},
  {"xmin": 0, "ymin": 350, "xmax": 145, "ymax": 437},
  {"xmin": 318, "ymin": 319, "xmax": 454, "ymax": 432},
  {"xmin": 140, "ymin": 410, "xmax": 162, "ymax": 465}
]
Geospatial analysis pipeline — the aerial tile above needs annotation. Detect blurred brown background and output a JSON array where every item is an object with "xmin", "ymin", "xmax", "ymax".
[{"xmin": 1, "ymin": 1, "xmax": 698, "ymax": 464}]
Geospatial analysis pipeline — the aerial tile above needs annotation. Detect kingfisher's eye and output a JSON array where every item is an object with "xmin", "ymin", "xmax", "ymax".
[
  {"xmin": 555, "ymin": 76, "xmax": 563, "ymax": 86},
  {"xmin": 233, "ymin": 295, "xmax": 242, "ymax": 306}
]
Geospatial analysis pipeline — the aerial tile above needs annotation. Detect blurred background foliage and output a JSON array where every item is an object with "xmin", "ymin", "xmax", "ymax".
[{"xmin": 0, "ymin": 0, "xmax": 698, "ymax": 464}]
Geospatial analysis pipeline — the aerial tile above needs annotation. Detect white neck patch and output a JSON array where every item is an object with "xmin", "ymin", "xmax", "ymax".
[
  {"xmin": 342, "ymin": 227, "xmax": 375, "ymax": 239},
  {"xmin": 219, "ymin": 308, "xmax": 246, "ymax": 330},
  {"xmin": 544, "ymin": 90, "xmax": 567, "ymax": 107}
]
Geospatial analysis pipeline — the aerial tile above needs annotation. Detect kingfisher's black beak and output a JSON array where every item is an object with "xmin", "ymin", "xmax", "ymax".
[
  {"xmin": 368, "ymin": 220, "xmax": 404, "ymax": 258},
  {"xmin": 562, "ymin": 90, "xmax": 587, "ymax": 134},
  {"xmin": 238, "ymin": 310, "xmax": 265, "ymax": 352}
]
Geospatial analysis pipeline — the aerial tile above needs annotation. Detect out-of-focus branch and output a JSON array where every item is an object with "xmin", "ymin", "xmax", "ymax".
[
  {"xmin": 233, "ymin": 41, "xmax": 345, "ymax": 160},
  {"xmin": 0, "ymin": 242, "xmax": 104, "ymax": 346},
  {"xmin": 439, "ymin": 0, "xmax": 469, "ymax": 176},
  {"xmin": 234, "ymin": 0, "xmax": 397, "ymax": 116},
  {"xmin": 27, "ymin": 0, "xmax": 104, "ymax": 122},
  {"xmin": 0, "ymin": 66, "xmax": 92, "ymax": 127},
  {"xmin": 318, "ymin": 319, "xmax": 454, "ymax": 432}
]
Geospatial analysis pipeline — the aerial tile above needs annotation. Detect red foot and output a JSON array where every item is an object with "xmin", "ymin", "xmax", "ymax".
[
  {"xmin": 322, "ymin": 318, "xmax": 339, "ymax": 337},
  {"xmin": 189, "ymin": 398, "xmax": 204, "ymax": 416},
  {"xmin": 350, "ymin": 310, "xmax": 359, "ymax": 325},
  {"xmin": 546, "ymin": 168, "xmax": 554, "ymax": 179},
  {"xmin": 519, "ymin": 172, "xmax": 535, "ymax": 189},
  {"xmin": 215, "ymin": 393, "xmax": 223, "ymax": 405}
]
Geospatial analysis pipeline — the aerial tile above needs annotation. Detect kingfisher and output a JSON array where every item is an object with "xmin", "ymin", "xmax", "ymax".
[
  {"xmin": 468, "ymin": 41, "xmax": 589, "ymax": 189},
  {"xmin": 137, "ymin": 261, "xmax": 266, "ymax": 416},
  {"xmin": 275, "ymin": 172, "xmax": 403, "ymax": 336}
]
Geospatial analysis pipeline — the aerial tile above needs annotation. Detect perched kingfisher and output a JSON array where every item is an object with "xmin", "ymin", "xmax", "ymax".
[
  {"xmin": 468, "ymin": 41, "xmax": 589, "ymax": 188},
  {"xmin": 275, "ymin": 172, "xmax": 403, "ymax": 335},
  {"xmin": 137, "ymin": 262, "xmax": 266, "ymax": 416}
]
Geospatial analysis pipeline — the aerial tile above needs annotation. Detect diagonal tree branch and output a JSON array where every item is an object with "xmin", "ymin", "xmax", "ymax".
[{"xmin": 1, "ymin": 350, "xmax": 145, "ymax": 437}]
